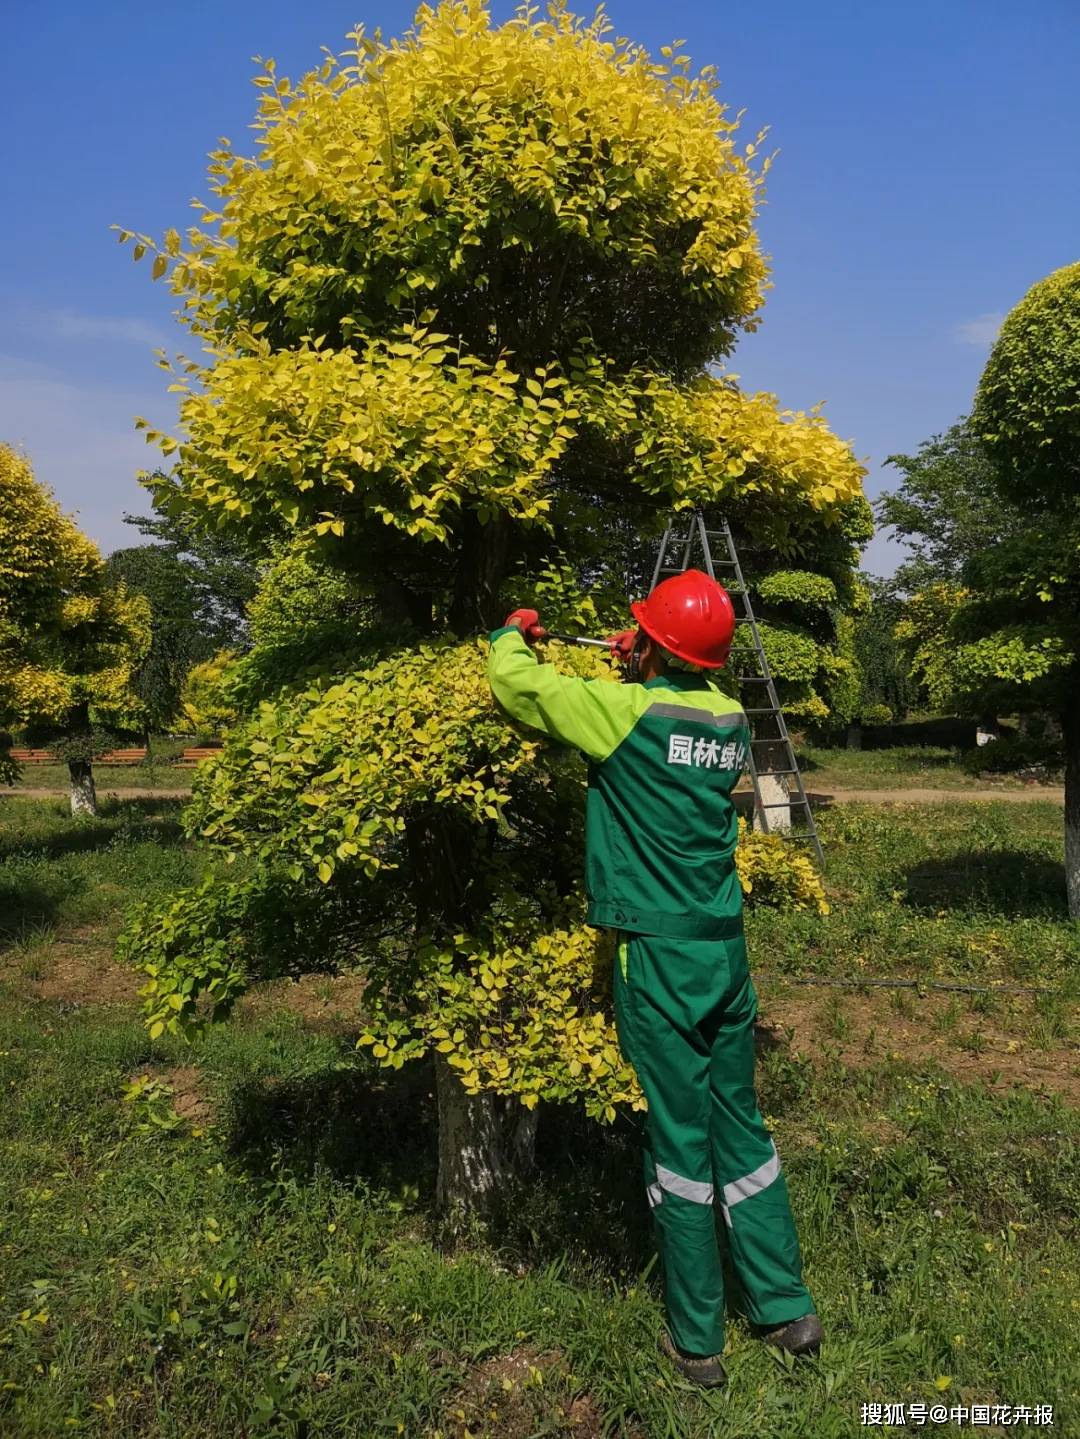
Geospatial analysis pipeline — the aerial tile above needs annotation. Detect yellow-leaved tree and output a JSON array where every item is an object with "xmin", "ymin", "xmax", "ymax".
[
  {"xmin": 0, "ymin": 445, "xmax": 151, "ymax": 813},
  {"xmin": 117, "ymin": 2, "xmax": 862, "ymax": 1215}
]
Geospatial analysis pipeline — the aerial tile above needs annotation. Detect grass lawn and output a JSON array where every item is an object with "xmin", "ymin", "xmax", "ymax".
[
  {"xmin": 10, "ymin": 763, "xmax": 194, "ymax": 793},
  {"xmin": 792, "ymin": 743, "xmax": 1053, "ymax": 793},
  {"xmin": 0, "ymin": 795, "xmax": 1077, "ymax": 1437}
]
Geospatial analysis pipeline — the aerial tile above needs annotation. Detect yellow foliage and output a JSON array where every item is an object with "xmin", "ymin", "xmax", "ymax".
[
  {"xmin": 177, "ymin": 650, "xmax": 240, "ymax": 739},
  {"xmin": 734, "ymin": 818, "xmax": 829, "ymax": 914},
  {"xmin": 124, "ymin": 3, "xmax": 865, "ymax": 554},
  {"xmin": 0, "ymin": 445, "xmax": 150, "ymax": 732}
]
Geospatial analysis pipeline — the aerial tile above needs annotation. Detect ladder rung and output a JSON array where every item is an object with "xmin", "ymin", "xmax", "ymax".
[{"xmin": 651, "ymin": 510, "xmax": 823, "ymax": 867}]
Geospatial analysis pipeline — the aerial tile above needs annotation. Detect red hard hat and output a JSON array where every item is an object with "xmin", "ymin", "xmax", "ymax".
[{"xmin": 631, "ymin": 569, "xmax": 736, "ymax": 669}]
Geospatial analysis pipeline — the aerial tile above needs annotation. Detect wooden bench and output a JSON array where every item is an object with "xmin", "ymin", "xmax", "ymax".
[
  {"xmin": 174, "ymin": 746, "xmax": 223, "ymax": 768},
  {"xmin": 96, "ymin": 748, "xmax": 148, "ymax": 765},
  {"xmin": 9, "ymin": 748, "xmax": 55, "ymax": 764}
]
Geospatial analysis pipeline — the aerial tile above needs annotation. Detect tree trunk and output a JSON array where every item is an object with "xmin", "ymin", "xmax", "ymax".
[
  {"xmin": 1063, "ymin": 687, "xmax": 1080, "ymax": 920},
  {"xmin": 449, "ymin": 511, "xmax": 513, "ymax": 635},
  {"xmin": 434, "ymin": 1055, "xmax": 538, "ymax": 1223},
  {"xmin": 68, "ymin": 759, "xmax": 97, "ymax": 816},
  {"xmin": 846, "ymin": 721, "xmax": 863, "ymax": 751},
  {"xmin": 753, "ymin": 735, "xmax": 791, "ymax": 833}
]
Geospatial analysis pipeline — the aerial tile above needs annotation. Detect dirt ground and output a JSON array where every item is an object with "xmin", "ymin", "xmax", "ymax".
[
  {"xmin": 445, "ymin": 1347, "xmax": 610, "ymax": 1439},
  {"xmin": 9, "ymin": 928, "xmax": 1077, "ymax": 1108},
  {"xmin": 755, "ymin": 980, "xmax": 1080, "ymax": 1107}
]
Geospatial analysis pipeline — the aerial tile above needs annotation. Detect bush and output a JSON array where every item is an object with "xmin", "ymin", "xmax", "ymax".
[
  {"xmin": 961, "ymin": 733, "xmax": 1064, "ymax": 779},
  {"xmin": 734, "ymin": 819, "xmax": 830, "ymax": 913},
  {"xmin": 861, "ymin": 703, "xmax": 893, "ymax": 726}
]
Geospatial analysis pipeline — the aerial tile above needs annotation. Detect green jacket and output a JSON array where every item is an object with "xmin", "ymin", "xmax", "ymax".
[{"xmin": 487, "ymin": 627, "xmax": 750, "ymax": 939}]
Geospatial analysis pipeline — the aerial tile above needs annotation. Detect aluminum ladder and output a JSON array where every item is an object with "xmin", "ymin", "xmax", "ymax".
[{"xmin": 650, "ymin": 509, "xmax": 824, "ymax": 865}]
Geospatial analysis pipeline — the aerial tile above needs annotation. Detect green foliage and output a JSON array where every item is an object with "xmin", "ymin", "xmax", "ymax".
[
  {"xmin": 757, "ymin": 623, "xmax": 820, "ymax": 684},
  {"xmin": 123, "ymin": 3, "xmax": 864, "ymax": 630},
  {"xmin": 105, "ymin": 544, "xmax": 219, "ymax": 732},
  {"xmin": 185, "ymin": 639, "xmax": 548, "ymax": 883},
  {"xmin": 755, "ymin": 570, "xmax": 837, "ymax": 609},
  {"xmin": 975, "ymin": 261, "xmax": 1080, "ymax": 510},
  {"xmin": 895, "ymin": 584, "xmax": 969, "ymax": 713},
  {"xmin": 121, "ymin": 1075, "xmax": 187, "ymax": 1135},
  {"xmin": 117, "ymin": 866, "xmax": 364, "ymax": 1040},
  {"xmin": 878, "ymin": 419, "xmax": 1004, "ymax": 595},
  {"xmin": 121, "ymin": 636, "xmax": 829, "ymax": 1115},
  {"xmin": 124, "ymin": 492, "xmax": 259, "ymax": 649},
  {"xmin": 851, "ymin": 577, "xmax": 914, "ymax": 722},
  {"xmin": 861, "ymin": 702, "xmax": 894, "ymax": 726},
  {"xmin": 226, "ymin": 541, "xmax": 380, "ymax": 710},
  {"xmin": 962, "ymin": 734, "xmax": 1064, "ymax": 780}
]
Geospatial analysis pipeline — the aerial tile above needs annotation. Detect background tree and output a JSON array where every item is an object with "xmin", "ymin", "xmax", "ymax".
[
  {"xmin": 104, "ymin": 545, "xmax": 220, "ymax": 735},
  {"xmin": 878, "ymin": 416, "xmax": 1021, "ymax": 741},
  {"xmin": 877, "ymin": 418, "xmax": 1004, "ymax": 594},
  {"xmin": 971, "ymin": 259, "xmax": 1080, "ymax": 915},
  {"xmin": 849, "ymin": 576, "xmax": 914, "ymax": 730},
  {"xmin": 0, "ymin": 445, "xmax": 150, "ymax": 813},
  {"xmin": 123, "ymin": 490, "xmax": 259, "ymax": 652},
  {"xmin": 885, "ymin": 262, "xmax": 1080, "ymax": 914},
  {"xmin": 118, "ymin": 2, "xmax": 864, "ymax": 1213}
]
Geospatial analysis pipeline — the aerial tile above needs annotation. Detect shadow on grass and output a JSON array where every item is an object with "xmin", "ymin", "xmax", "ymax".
[
  {"xmin": 224, "ymin": 1046, "xmax": 812, "ymax": 1299},
  {"xmin": 224, "ymin": 1054, "xmax": 657, "ymax": 1275},
  {"xmin": 226, "ymin": 1057, "xmax": 439, "ymax": 1195},
  {"xmin": 0, "ymin": 880, "xmax": 61, "ymax": 950},
  {"xmin": 902, "ymin": 850, "xmax": 1068, "ymax": 919},
  {"xmin": 0, "ymin": 817, "xmax": 185, "ymax": 857}
]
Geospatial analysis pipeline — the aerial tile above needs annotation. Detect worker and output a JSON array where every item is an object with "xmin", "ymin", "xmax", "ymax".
[{"xmin": 486, "ymin": 568, "xmax": 821, "ymax": 1388}]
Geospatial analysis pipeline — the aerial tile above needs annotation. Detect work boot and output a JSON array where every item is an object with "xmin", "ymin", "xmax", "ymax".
[
  {"xmin": 658, "ymin": 1329, "xmax": 726, "ymax": 1388},
  {"xmin": 759, "ymin": 1313, "xmax": 823, "ymax": 1357}
]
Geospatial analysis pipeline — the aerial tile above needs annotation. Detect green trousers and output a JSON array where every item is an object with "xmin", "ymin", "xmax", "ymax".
[{"xmin": 613, "ymin": 929, "xmax": 814, "ymax": 1357}]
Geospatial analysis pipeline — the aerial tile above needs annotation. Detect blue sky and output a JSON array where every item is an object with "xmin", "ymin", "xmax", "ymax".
[{"xmin": 2, "ymin": 0, "xmax": 1077, "ymax": 576}]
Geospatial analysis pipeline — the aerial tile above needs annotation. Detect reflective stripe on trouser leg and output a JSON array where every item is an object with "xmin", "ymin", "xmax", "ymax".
[
  {"xmin": 709, "ymin": 967, "xmax": 814, "ymax": 1328},
  {"xmin": 613, "ymin": 935, "xmax": 725, "ymax": 1358}
]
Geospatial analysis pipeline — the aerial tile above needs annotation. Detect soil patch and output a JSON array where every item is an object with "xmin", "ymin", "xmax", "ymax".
[
  {"xmin": 129, "ymin": 1064, "xmax": 216, "ymax": 1127},
  {"xmin": 241, "ymin": 971, "xmax": 367, "ymax": 1030},
  {"xmin": 28, "ymin": 932, "xmax": 140, "ymax": 1007},
  {"xmin": 445, "ymin": 1347, "xmax": 610, "ymax": 1439},
  {"xmin": 756, "ymin": 982, "xmax": 1080, "ymax": 1107}
]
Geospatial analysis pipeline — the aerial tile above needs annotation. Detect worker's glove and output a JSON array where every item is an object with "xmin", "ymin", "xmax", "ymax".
[
  {"xmin": 606, "ymin": 629, "xmax": 637, "ymax": 662},
  {"xmin": 504, "ymin": 607, "xmax": 546, "ymax": 644}
]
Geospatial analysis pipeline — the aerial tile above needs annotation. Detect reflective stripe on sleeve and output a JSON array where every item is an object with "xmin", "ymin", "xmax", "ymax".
[
  {"xmin": 646, "ymin": 1181, "xmax": 663, "ymax": 1209},
  {"xmin": 719, "ymin": 1143, "xmax": 781, "ymax": 1226},
  {"xmin": 655, "ymin": 1163, "xmax": 714, "ymax": 1205}
]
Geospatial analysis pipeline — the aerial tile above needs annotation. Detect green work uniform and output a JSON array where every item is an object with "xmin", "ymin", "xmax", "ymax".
[{"xmin": 487, "ymin": 626, "xmax": 814, "ymax": 1356}]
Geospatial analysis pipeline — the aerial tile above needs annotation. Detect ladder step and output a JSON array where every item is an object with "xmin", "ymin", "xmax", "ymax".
[{"xmin": 650, "ymin": 509, "xmax": 823, "ymax": 868}]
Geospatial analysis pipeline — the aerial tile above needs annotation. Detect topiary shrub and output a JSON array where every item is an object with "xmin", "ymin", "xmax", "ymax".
[{"xmin": 734, "ymin": 818, "xmax": 830, "ymax": 914}]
